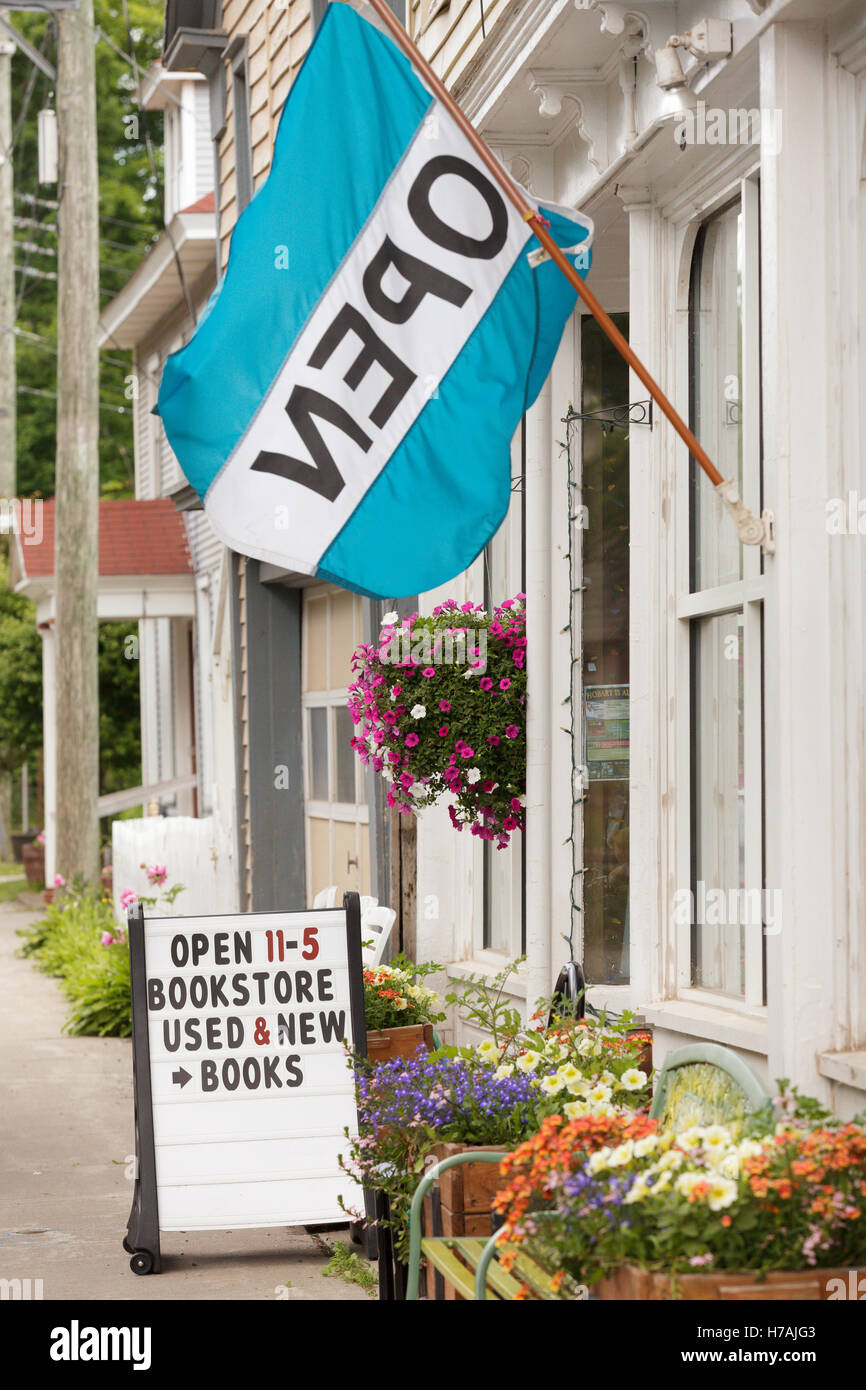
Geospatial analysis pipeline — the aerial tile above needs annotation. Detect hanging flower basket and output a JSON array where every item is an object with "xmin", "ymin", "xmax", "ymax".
[{"xmin": 348, "ymin": 597, "xmax": 527, "ymax": 848}]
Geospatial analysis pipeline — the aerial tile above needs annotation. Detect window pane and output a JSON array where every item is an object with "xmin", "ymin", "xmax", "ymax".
[
  {"xmin": 309, "ymin": 706, "xmax": 328, "ymax": 801},
  {"xmin": 691, "ymin": 203, "xmax": 743, "ymax": 591},
  {"xmin": 334, "ymin": 705, "xmax": 357, "ymax": 805},
  {"xmin": 692, "ymin": 611, "xmax": 745, "ymax": 997},
  {"xmin": 581, "ymin": 313, "xmax": 630, "ymax": 985}
]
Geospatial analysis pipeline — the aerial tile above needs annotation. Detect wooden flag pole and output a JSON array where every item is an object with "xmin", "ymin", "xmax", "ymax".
[{"xmin": 358, "ymin": 0, "xmax": 771, "ymax": 550}]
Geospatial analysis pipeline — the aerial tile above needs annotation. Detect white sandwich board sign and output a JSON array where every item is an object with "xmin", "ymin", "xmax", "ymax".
[{"xmin": 124, "ymin": 893, "xmax": 367, "ymax": 1274}]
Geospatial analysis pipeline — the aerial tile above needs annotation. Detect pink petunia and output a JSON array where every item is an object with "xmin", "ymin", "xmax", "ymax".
[
  {"xmin": 405, "ymin": 733, "xmax": 419, "ymax": 747},
  {"xmin": 422, "ymin": 667, "xmax": 435, "ymax": 678},
  {"xmin": 438, "ymin": 727, "xmax": 449, "ymax": 737},
  {"xmin": 505, "ymin": 725, "xmax": 519, "ymax": 739},
  {"xmin": 439, "ymin": 700, "xmax": 450, "ymax": 712},
  {"xmin": 499, "ymin": 678, "xmax": 511, "ymax": 691},
  {"xmin": 480, "ymin": 677, "xmax": 493, "ymax": 691},
  {"xmin": 460, "ymin": 746, "xmax": 474, "ymax": 759},
  {"xmin": 487, "ymin": 735, "xmax": 500, "ymax": 746},
  {"xmin": 101, "ymin": 931, "xmax": 116, "ymax": 948}
]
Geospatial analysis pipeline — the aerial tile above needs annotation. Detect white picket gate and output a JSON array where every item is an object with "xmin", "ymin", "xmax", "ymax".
[{"xmin": 112, "ymin": 816, "xmax": 238, "ymax": 926}]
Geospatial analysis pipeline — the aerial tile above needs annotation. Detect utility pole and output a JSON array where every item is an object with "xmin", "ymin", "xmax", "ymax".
[
  {"xmin": 0, "ymin": 16, "xmax": 16, "ymax": 862},
  {"xmin": 55, "ymin": 0, "xmax": 99, "ymax": 881}
]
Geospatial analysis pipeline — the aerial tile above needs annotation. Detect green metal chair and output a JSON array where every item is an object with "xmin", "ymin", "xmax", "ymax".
[
  {"xmin": 650, "ymin": 1041, "xmax": 771, "ymax": 1134},
  {"xmin": 406, "ymin": 1152, "xmax": 503, "ymax": 1300}
]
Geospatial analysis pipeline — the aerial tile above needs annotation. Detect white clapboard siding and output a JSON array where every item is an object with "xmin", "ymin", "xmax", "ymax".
[{"xmin": 113, "ymin": 816, "xmax": 237, "ymax": 923}]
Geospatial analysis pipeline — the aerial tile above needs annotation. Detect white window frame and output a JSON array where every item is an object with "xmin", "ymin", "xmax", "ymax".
[
  {"xmin": 301, "ymin": 586, "xmax": 370, "ymax": 902},
  {"xmin": 470, "ymin": 424, "xmax": 525, "ymax": 966},
  {"xmin": 675, "ymin": 173, "xmax": 766, "ymax": 1016}
]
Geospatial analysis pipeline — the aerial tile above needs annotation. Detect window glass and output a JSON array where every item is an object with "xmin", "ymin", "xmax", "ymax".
[
  {"xmin": 581, "ymin": 313, "xmax": 630, "ymax": 985},
  {"xmin": 309, "ymin": 706, "xmax": 328, "ymax": 801},
  {"xmin": 690, "ymin": 203, "xmax": 743, "ymax": 591},
  {"xmin": 692, "ymin": 611, "xmax": 745, "ymax": 996},
  {"xmin": 334, "ymin": 705, "xmax": 357, "ymax": 804}
]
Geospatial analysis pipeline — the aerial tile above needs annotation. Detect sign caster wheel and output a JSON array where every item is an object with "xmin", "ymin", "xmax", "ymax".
[{"xmin": 130, "ymin": 1251, "xmax": 154, "ymax": 1276}]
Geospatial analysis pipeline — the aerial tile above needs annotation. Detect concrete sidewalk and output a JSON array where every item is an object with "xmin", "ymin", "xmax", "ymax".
[{"xmin": 0, "ymin": 902, "xmax": 372, "ymax": 1301}]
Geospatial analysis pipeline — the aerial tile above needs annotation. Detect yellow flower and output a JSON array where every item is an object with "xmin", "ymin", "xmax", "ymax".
[
  {"xmin": 702, "ymin": 1125, "xmax": 734, "ymax": 1152},
  {"xmin": 476, "ymin": 1039, "xmax": 499, "ymax": 1062},
  {"xmin": 656, "ymin": 1149, "xmax": 685, "ymax": 1171},
  {"xmin": 495, "ymin": 1063, "xmax": 515, "ymax": 1080}
]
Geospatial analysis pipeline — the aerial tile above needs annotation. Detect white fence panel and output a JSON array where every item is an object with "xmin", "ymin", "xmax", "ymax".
[{"xmin": 112, "ymin": 816, "xmax": 237, "ymax": 925}]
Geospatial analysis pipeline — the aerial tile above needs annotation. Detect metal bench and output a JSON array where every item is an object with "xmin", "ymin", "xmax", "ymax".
[{"xmin": 405, "ymin": 1152, "xmax": 570, "ymax": 1300}]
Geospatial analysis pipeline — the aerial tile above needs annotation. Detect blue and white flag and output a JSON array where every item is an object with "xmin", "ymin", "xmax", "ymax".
[{"xmin": 158, "ymin": 1, "xmax": 592, "ymax": 597}]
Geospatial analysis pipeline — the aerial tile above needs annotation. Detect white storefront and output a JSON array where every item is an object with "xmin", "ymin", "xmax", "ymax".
[{"xmin": 408, "ymin": 0, "xmax": 866, "ymax": 1115}]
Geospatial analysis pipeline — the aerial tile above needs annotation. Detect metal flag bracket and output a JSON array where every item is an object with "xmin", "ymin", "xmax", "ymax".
[{"xmin": 715, "ymin": 478, "xmax": 776, "ymax": 555}]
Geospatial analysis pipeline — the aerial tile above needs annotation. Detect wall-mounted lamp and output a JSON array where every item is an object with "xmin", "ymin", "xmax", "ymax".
[{"xmin": 655, "ymin": 17, "xmax": 733, "ymax": 88}]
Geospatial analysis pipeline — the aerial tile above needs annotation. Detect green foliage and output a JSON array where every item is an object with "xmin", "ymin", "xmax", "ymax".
[
  {"xmin": 11, "ymin": 2, "xmax": 164, "ymax": 501},
  {"xmin": 320, "ymin": 1241, "xmax": 378, "ymax": 1297},
  {"xmin": 98, "ymin": 622, "xmax": 141, "ymax": 794},
  {"xmin": 0, "ymin": 552, "xmax": 42, "ymax": 772},
  {"xmin": 444, "ymin": 956, "xmax": 525, "ymax": 1046},
  {"xmin": 17, "ymin": 886, "xmax": 131, "ymax": 1036}
]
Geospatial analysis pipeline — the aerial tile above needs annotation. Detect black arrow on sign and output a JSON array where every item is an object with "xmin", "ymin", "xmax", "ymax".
[{"xmin": 172, "ymin": 1067, "xmax": 191, "ymax": 1089}]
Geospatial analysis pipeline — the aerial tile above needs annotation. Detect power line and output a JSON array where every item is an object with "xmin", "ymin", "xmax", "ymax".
[{"xmin": 18, "ymin": 382, "xmax": 130, "ymax": 414}]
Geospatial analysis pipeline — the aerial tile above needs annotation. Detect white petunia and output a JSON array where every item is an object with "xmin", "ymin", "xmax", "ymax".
[
  {"xmin": 516, "ymin": 1051, "xmax": 542, "ymax": 1074},
  {"xmin": 381, "ymin": 611, "xmax": 399, "ymax": 626},
  {"xmin": 718, "ymin": 1152, "xmax": 741, "ymax": 1180},
  {"xmin": 587, "ymin": 1082, "xmax": 612, "ymax": 1105},
  {"xmin": 634, "ymin": 1135, "xmax": 660, "ymax": 1159},
  {"xmin": 587, "ymin": 1148, "xmax": 611, "ymax": 1175},
  {"xmin": 539, "ymin": 1073, "xmax": 566, "ymax": 1096},
  {"xmin": 706, "ymin": 1176, "xmax": 738, "ymax": 1211},
  {"xmin": 702, "ymin": 1125, "xmax": 734, "ymax": 1152},
  {"xmin": 563, "ymin": 1100, "xmax": 588, "ymax": 1119},
  {"xmin": 410, "ymin": 704, "xmax": 427, "ymax": 719},
  {"xmin": 476, "ymin": 1038, "xmax": 498, "ymax": 1061},
  {"xmin": 607, "ymin": 1141, "xmax": 635, "ymax": 1168},
  {"xmin": 620, "ymin": 1068, "xmax": 647, "ymax": 1092},
  {"xmin": 466, "ymin": 768, "xmax": 481, "ymax": 784},
  {"xmin": 495, "ymin": 1063, "xmax": 515, "ymax": 1080}
]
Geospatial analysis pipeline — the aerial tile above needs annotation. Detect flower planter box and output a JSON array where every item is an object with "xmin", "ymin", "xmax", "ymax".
[
  {"xmin": 424, "ymin": 1141, "xmax": 509, "ymax": 1301},
  {"xmin": 11, "ymin": 831, "xmax": 37, "ymax": 864},
  {"xmin": 597, "ymin": 1264, "xmax": 859, "ymax": 1301},
  {"xmin": 366, "ymin": 1022, "xmax": 435, "ymax": 1065},
  {"xmin": 626, "ymin": 1025, "xmax": 653, "ymax": 1077},
  {"xmin": 21, "ymin": 842, "xmax": 45, "ymax": 889}
]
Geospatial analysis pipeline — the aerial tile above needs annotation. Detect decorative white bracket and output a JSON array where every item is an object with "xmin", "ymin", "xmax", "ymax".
[{"xmin": 526, "ymin": 71, "xmax": 609, "ymax": 172}]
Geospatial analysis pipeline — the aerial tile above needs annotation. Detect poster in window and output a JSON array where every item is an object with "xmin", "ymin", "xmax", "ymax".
[{"xmin": 584, "ymin": 684, "xmax": 629, "ymax": 782}]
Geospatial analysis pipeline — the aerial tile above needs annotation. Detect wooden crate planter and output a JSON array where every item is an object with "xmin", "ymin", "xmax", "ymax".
[
  {"xmin": 424, "ymin": 1142, "xmax": 509, "ymax": 1300},
  {"xmin": 597, "ymin": 1264, "xmax": 859, "ymax": 1301},
  {"xmin": 366, "ymin": 1022, "xmax": 434, "ymax": 1065}
]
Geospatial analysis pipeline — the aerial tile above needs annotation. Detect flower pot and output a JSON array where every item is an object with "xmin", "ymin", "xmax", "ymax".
[
  {"xmin": 366, "ymin": 1022, "xmax": 435, "ymax": 1065},
  {"xmin": 11, "ymin": 831, "xmax": 37, "ymax": 864},
  {"xmin": 21, "ymin": 842, "xmax": 45, "ymax": 889},
  {"xmin": 424, "ymin": 1141, "xmax": 509, "ymax": 1300},
  {"xmin": 596, "ymin": 1263, "xmax": 861, "ymax": 1301}
]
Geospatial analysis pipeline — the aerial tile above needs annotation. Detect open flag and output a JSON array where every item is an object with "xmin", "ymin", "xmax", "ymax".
[{"xmin": 157, "ymin": 1, "xmax": 593, "ymax": 598}]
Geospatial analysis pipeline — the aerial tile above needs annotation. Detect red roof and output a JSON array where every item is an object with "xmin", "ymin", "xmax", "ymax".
[
  {"xmin": 181, "ymin": 191, "xmax": 215, "ymax": 215},
  {"xmin": 18, "ymin": 498, "xmax": 193, "ymax": 580}
]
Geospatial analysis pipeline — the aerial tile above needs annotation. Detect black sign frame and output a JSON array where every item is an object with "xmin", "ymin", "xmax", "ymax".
[{"xmin": 124, "ymin": 891, "xmax": 367, "ymax": 1275}]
